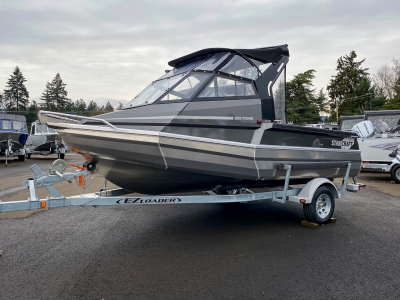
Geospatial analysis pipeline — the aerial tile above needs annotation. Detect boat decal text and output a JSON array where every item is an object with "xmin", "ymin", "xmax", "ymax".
[
  {"xmin": 116, "ymin": 197, "xmax": 182, "ymax": 204},
  {"xmin": 331, "ymin": 138, "xmax": 354, "ymax": 149}
]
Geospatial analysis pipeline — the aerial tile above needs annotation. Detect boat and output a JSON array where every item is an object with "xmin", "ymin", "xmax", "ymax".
[
  {"xmin": 25, "ymin": 120, "xmax": 66, "ymax": 159},
  {"xmin": 353, "ymin": 110, "xmax": 400, "ymax": 164},
  {"xmin": 339, "ymin": 115, "xmax": 364, "ymax": 132},
  {"xmin": 0, "ymin": 113, "xmax": 28, "ymax": 163},
  {"xmin": 38, "ymin": 45, "xmax": 361, "ymax": 194}
]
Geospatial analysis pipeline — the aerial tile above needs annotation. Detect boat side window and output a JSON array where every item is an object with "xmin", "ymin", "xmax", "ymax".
[
  {"xmin": 2, "ymin": 120, "xmax": 12, "ymax": 130},
  {"xmin": 36, "ymin": 124, "xmax": 47, "ymax": 134},
  {"xmin": 161, "ymin": 73, "xmax": 210, "ymax": 101},
  {"xmin": 13, "ymin": 121, "xmax": 27, "ymax": 131},
  {"xmin": 271, "ymin": 68, "xmax": 286, "ymax": 123},
  {"xmin": 195, "ymin": 52, "xmax": 230, "ymax": 71},
  {"xmin": 198, "ymin": 76, "xmax": 256, "ymax": 98},
  {"xmin": 219, "ymin": 55, "xmax": 259, "ymax": 80},
  {"xmin": 124, "ymin": 75, "xmax": 183, "ymax": 108}
]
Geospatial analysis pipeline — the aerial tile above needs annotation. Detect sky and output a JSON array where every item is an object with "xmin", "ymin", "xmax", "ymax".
[{"xmin": 0, "ymin": 0, "xmax": 399, "ymax": 108}]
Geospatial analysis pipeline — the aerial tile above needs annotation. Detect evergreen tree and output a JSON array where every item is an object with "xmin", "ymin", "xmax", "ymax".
[
  {"xmin": 74, "ymin": 99, "xmax": 87, "ymax": 115},
  {"xmin": 41, "ymin": 81, "xmax": 54, "ymax": 111},
  {"xmin": 104, "ymin": 101, "xmax": 114, "ymax": 112},
  {"xmin": 26, "ymin": 100, "xmax": 39, "ymax": 126},
  {"xmin": 286, "ymin": 70, "xmax": 324, "ymax": 124},
  {"xmin": 2, "ymin": 66, "xmax": 30, "ymax": 112},
  {"xmin": 50, "ymin": 73, "xmax": 71, "ymax": 111},
  {"xmin": 87, "ymin": 100, "xmax": 100, "ymax": 116},
  {"xmin": 327, "ymin": 51, "xmax": 369, "ymax": 120}
]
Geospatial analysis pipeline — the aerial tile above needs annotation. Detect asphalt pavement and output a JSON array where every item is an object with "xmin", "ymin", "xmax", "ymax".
[{"xmin": 1, "ymin": 184, "xmax": 400, "ymax": 299}]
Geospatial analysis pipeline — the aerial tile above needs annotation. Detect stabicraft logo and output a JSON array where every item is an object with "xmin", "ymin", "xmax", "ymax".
[
  {"xmin": 116, "ymin": 197, "xmax": 182, "ymax": 204},
  {"xmin": 331, "ymin": 138, "xmax": 355, "ymax": 149}
]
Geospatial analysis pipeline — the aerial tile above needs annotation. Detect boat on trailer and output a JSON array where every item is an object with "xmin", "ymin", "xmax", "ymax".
[
  {"xmin": 25, "ymin": 120, "xmax": 66, "ymax": 159},
  {"xmin": 38, "ymin": 44, "xmax": 361, "ymax": 195},
  {"xmin": 0, "ymin": 113, "xmax": 28, "ymax": 165}
]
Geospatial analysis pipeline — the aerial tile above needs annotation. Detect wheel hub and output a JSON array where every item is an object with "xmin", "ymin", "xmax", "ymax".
[{"xmin": 315, "ymin": 193, "xmax": 332, "ymax": 219}]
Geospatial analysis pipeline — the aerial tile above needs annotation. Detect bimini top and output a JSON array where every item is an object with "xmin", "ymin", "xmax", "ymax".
[{"xmin": 168, "ymin": 45, "xmax": 289, "ymax": 67}]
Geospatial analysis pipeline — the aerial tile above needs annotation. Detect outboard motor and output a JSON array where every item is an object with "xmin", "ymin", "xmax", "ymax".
[{"xmin": 351, "ymin": 120, "xmax": 375, "ymax": 138}]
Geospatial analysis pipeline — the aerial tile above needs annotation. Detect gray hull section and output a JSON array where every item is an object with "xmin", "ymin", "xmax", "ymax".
[{"xmin": 55, "ymin": 124, "xmax": 361, "ymax": 194}]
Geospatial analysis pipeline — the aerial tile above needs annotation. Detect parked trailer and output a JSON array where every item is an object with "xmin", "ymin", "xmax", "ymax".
[{"xmin": 0, "ymin": 159, "xmax": 360, "ymax": 225}]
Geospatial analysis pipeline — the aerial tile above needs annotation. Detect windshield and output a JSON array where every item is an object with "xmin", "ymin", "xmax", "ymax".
[
  {"xmin": 161, "ymin": 73, "xmax": 210, "ymax": 101},
  {"xmin": 1, "ymin": 120, "xmax": 12, "ymax": 130},
  {"xmin": 340, "ymin": 118, "xmax": 364, "ymax": 131},
  {"xmin": 124, "ymin": 75, "xmax": 184, "ymax": 108},
  {"xmin": 13, "ymin": 120, "xmax": 27, "ymax": 131},
  {"xmin": 35, "ymin": 123, "xmax": 56, "ymax": 134},
  {"xmin": 367, "ymin": 114, "xmax": 400, "ymax": 134}
]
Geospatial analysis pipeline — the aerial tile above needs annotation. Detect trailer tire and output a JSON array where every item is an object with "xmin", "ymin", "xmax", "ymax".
[
  {"xmin": 59, "ymin": 153, "xmax": 65, "ymax": 159},
  {"xmin": 390, "ymin": 165, "xmax": 400, "ymax": 183},
  {"xmin": 303, "ymin": 186, "xmax": 335, "ymax": 224},
  {"xmin": 18, "ymin": 155, "xmax": 25, "ymax": 161}
]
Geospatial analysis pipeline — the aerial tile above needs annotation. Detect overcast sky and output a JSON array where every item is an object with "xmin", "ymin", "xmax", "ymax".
[{"xmin": 1, "ymin": 0, "xmax": 399, "ymax": 107}]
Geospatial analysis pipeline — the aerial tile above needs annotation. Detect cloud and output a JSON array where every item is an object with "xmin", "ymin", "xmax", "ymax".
[{"xmin": 0, "ymin": 0, "xmax": 399, "ymax": 103}]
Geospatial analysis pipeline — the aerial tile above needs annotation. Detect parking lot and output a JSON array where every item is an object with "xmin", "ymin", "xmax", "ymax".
[{"xmin": 0, "ymin": 154, "xmax": 399, "ymax": 299}]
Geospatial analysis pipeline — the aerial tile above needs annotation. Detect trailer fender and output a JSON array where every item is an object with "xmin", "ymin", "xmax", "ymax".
[{"xmin": 288, "ymin": 178, "xmax": 338, "ymax": 204}]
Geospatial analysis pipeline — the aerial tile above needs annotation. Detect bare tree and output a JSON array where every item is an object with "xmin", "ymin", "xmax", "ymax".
[{"xmin": 373, "ymin": 58, "xmax": 400, "ymax": 99}]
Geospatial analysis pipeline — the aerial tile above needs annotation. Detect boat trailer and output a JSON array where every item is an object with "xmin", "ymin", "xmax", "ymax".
[{"xmin": 0, "ymin": 160, "xmax": 360, "ymax": 225}]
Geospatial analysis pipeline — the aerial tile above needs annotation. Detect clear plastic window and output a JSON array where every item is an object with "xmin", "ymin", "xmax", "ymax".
[
  {"xmin": 196, "ymin": 52, "xmax": 230, "ymax": 71},
  {"xmin": 36, "ymin": 124, "xmax": 47, "ymax": 134},
  {"xmin": 13, "ymin": 120, "xmax": 27, "ymax": 131},
  {"xmin": 161, "ymin": 73, "xmax": 210, "ymax": 101},
  {"xmin": 198, "ymin": 76, "xmax": 256, "ymax": 98},
  {"xmin": 220, "ymin": 55, "xmax": 259, "ymax": 80},
  {"xmin": 272, "ymin": 69, "xmax": 286, "ymax": 122},
  {"xmin": 159, "ymin": 55, "xmax": 210, "ymax": 80},
  {"xmin": 124, "ymin": 75, "xmax": 184, "ymax": 108},
  {"xmin": 2, "ymin": 120, "xmax": 11, "ymax": 130},
  {"xmin": 249, "ymin": 58, "xmax": 272, "ymax": 73}
]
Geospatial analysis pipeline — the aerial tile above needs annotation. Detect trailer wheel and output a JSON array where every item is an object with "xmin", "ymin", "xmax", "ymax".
[
  {"xmin": 59, "ymin": 153, "xmax": 65, "ymax": 159},
  {"xmin": 390, "ymin": 165, "xmax": 400, "ymax": 183},
  {"xmin": 18, "ymin": 155, "xmax": 25, "ymax": 161},
  {"xmin": 303, "ymin": 186, "xmax": 335, "ymax": 224}
]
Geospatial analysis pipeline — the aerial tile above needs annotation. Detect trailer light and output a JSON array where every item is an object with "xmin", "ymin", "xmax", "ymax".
[
  {"xmin": 40, "ymin": 201, "xmax": 46, "ymax": 209},
  {"xmin": 300, "ymin": 199, "xmax": 306, "ymax": 203},
  {"xmin": 78, "ymin": 176, "xmax": 83, "ymax": 187},
  {"xmin": 257, "ymin": 120, "xmax": 262, "ymax": 124}
]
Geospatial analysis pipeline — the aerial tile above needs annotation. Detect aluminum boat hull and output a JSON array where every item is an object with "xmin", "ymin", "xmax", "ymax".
[{"xmin": 45, "ymin": 121, "xmax": 361, "ymax": 194}]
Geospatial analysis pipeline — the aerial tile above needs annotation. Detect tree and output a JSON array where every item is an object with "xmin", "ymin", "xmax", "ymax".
[
  {"xmin": 2, "ymin": 66, "xmax": 30, "ymax": 112},
  {"xmin": 116, "ymin": 102, "xmax": 124, "ymax": 110},
  {"xmin": 383, "ymin": 77, "xmax": 400, "ymax": 110},
  {"xmin": 373, "ymin": 58, "xmax": 400, "ymax": 100},
  {"xmin": 104, "ymin": 101, "xmax": 114, "ymax": 112},
  {"xmin": 286, "ymin": 70, "xmax": 326, "ymax": 124},
  {"xmin": 327, "ymin": 51, "xmax": 369, "ymax": 120},
  {"xmin": 26, "ymin": 100, "xmax": 39, "ymax": 126},
  {"xmin": 50, "ymin": 73, "xmax": 71, "ymax": 111},
  {"xmin": 87, "ymin": 100, "xmax": 102, "ymax": 116},
  {"xmin": 41, "ymin": 81, "xmax": 54, "ymax": 110},
  {"xmin": 73, "ymin": 99, "xmax": 87, "ymax": 115},
  {"xmin": 40, "ymin": 74, "xmax": 72, "ymax": 111}
]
